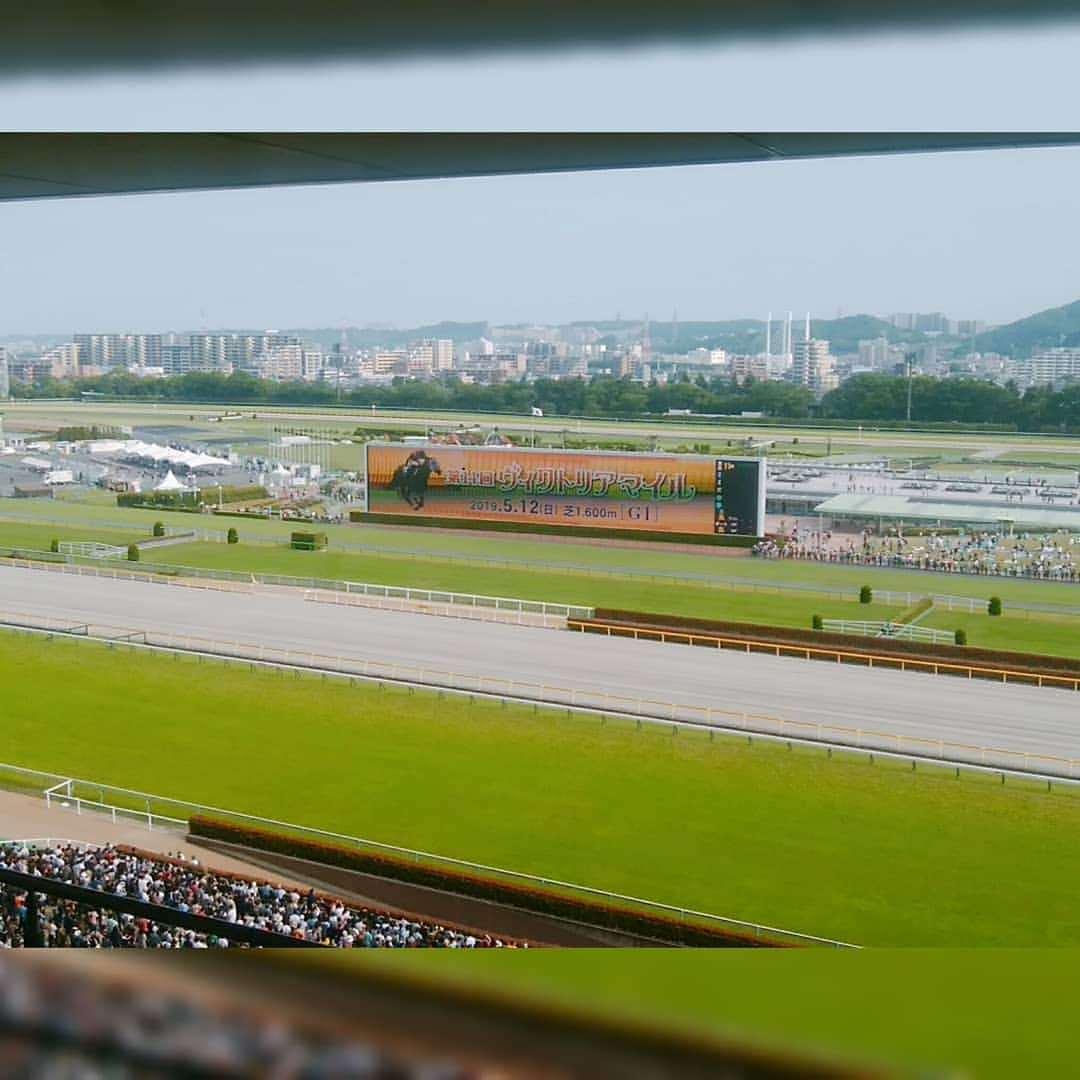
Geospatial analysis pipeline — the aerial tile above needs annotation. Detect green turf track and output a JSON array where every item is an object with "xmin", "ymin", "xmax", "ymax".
[{"xmin": 6, "ymin": 630, "xmax": 1080, "ymax": 948}]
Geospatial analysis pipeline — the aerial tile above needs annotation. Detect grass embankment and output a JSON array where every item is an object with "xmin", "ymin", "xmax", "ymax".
[{"xmin": 6, "ymin": 630, "xmax": 1080, "ymax": 947}]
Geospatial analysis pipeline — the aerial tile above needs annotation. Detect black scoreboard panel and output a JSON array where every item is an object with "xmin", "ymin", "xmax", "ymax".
[{"xmin": 713, "ymin": 458, "xmax": 765, "ymax": 535}]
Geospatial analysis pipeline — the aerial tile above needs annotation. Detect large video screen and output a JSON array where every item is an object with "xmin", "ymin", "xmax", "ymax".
[{"xmin": 364, "ymin": 444, "xmax": 765, "ymax": 536}]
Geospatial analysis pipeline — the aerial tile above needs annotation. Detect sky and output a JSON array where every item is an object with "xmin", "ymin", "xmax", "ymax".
[{"xmin": 3, "ymin": 22, "xmax": 1080, "ymax": 335}]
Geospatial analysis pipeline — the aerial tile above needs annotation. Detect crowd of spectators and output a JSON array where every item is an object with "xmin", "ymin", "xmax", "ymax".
[
  {"xmin": 0, "ymin": 958, "xmax": 473, "ymax": 1077},
  {"xmin": 754, "ymin": 528, "xmax": 1080, "ymax": 581},
  {"xmin": 0, "ymin": 841, "xmax": 524, "ymax": 949}
]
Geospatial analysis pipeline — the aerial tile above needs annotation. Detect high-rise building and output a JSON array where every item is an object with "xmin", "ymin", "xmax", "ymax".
[
  {"xmin": 39, "ymin": 343, "xmax": 80, "ymax": 379},
  {"xmin": 1016, "ymin": 348, "xmax": 1080, "ymax": 387},
  {"xmin": 74, "ymin": 333, "xmax": 162, "ymax": 370},
  {"xmin": 791, "ymin": 339, "xmax": 839, "ymax": 395},
  {"xmin": 728, "ymin": 354, "xmax": 768, "ymax": 384},
  {"xmin": 858, "ymin": 337, "xmax": 890, "ymax": 369},
  {"xmin": 433, "ymin": 339, "xmax": 454, "ymax": 371},
  {"xmin": 0, "ymin": 348, "xmax": 9, "ymax": 398},
  {"xmin": 249, "ymin": 342, "xmax": 324, "ymax": 381}
]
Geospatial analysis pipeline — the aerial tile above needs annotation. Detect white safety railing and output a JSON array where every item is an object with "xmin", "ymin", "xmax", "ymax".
[
  {"xmin": 0, "ymin": 760, "xmax": 853, "ymax": 948},
  {"xmin": 57, "ymin": 541, "xmax": 127, "ymax": 559},
  {"xmin": 821, "ymin": 619, "xmax": 956, "ymax": 645},
  {"xmin": 0, "ymin": 554, "xmax": 591, "ymax": 626}
]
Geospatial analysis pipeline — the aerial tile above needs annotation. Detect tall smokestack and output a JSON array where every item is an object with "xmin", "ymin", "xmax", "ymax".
[{"xmin": 765, "ymin": 312, "xmax": 772, "ymax": 358}]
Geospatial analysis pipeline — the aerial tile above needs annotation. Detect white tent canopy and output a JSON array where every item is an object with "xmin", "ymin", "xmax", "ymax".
[
  {"xmin": 154, "ymin": 469, "xmax": 187, "ymax": 492},
  {"xmin": 104, "ymin": 439, "xmax": 228, "ymax": 471}
]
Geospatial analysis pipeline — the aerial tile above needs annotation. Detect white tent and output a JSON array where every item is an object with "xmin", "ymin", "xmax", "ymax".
[{"xmin": 154, "ymin": 469, "xmax": 186, "ymax": 492}]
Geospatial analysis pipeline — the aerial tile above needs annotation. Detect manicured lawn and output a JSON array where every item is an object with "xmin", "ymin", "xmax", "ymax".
[
  {"xmin": 922, "ymin": 606, "xmax": 1080, "ymax": 659},
  {"xmin": 6, "ymin": 630, "xmax": 1080, "ymax": 947},
  {"xmin": 139, "ymin": 540, "xmax": 902, "ymax": 627},
  {"xmin": 4, "ymin": 498, "xmax": 1080, "ymax": 607},
  {"xmin": 0, "ymin": 520, "xmax": 143, "ymax": 551}
]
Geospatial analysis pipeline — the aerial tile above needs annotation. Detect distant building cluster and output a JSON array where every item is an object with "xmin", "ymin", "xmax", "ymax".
[{"xmin": 2, "ymin": 306, "xmax": 1077, "ymax": 398}]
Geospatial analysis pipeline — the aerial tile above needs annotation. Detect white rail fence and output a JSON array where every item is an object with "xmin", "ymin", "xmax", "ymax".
[
  {"xmin": 0, "ymin": 760, "xmax": 853, "ymax": 948},
  {"xmin": 821, "ymin": 619, "xmax": 956, "ymax": 645},
  {"xmin": 57, "ymin": 541, "xmax": 127, "ymax": 559},
  {"xmin": 0, "ymin": 554, "xmax": 590, "ymax": 627}
]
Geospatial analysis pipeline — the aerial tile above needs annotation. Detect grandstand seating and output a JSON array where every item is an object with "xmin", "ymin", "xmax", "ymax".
[{"xmin": 0, "ymin": 841, "xmax": 526, "ymax": 949}]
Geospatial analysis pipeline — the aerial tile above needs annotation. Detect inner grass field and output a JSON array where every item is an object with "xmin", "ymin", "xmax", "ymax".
[
  {"xmin": 7, "ymin": 494, "xmax": 1080, "ymax": 607},
  {"xmin": 3, "ymin": 510, "xmax": 1079, "ymax": 654},
  {"xmin": 5, "ymin": 629, "xmax": 1080, "ymax": 947}
]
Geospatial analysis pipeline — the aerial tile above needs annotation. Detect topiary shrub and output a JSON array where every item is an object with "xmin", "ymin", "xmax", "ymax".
[
  {"xmin": 859, "ymin": 585, "xmax": 873, "ymax": 604},
  {"xmin": 954, "ymin": 628, "xmax": 968, "ymax": 646},
  {"xmin": 290, "ymin": 531, "xmax": 327, "ymax": 551},
  {"xmin": 812, "ymin": 614, "xmax": 824, "ymax": 630},
  {"xmin": 988, "ymin": 596, "xmax": 1003, "ymax": 617},
  {"xmin": 152, "ymin": 521, "xmax": 165, "ymax": 537},
  {"xmin": 227, "ymin": 527, "xmax": 239, "ymax": 545},
  {"xmin": 126, "ymin": 544, "xmax": 140, "ymax": 562}
]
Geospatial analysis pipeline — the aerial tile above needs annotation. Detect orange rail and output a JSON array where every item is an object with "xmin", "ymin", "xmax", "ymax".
[{"xmin": 568, "ymin": 619, "xmax": 1080, "ymax": 692}]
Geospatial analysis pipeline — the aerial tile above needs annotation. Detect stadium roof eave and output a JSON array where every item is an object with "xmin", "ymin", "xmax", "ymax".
[
  {"xmin": 813, "ymin": 494, "xmax": 1080, "ymax": 530},
  {"xmin": 4, "ymin": 3, "xmax": 1078, "ymax": 75},
  {"xmin": 3, "ymin": 134, "xmax": 1080, "ymax": 203}
]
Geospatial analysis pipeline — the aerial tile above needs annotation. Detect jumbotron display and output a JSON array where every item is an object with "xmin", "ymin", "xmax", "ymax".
[{"xmin": 364, "ymin": 444, "xmax": 766, "ymax": 537}]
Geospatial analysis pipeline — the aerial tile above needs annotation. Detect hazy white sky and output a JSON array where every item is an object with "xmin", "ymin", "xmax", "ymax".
[{"xmin": 3, "ymin": 23, "xmax": 1080, "ymax": 334}]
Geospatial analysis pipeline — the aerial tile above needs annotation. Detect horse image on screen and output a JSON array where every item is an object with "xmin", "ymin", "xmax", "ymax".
[{"xmin": 365, "ymin": 445, "xmax": 765, "ymax": 537}]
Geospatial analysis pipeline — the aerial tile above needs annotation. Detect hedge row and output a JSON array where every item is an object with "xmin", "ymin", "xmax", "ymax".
[
  {"xmin": 586, "ymin": 608, "xmax": 1080, "ymax": 677},
  {"xmin": 290, "ymin": 531, "xmax": 327, "ymax": 550},
  {"xmin": 187, "ymin": 816, "xmax": 784, "ymax": 947},
  {"xmin": 350, "ymin": 511, "xmax": 760, "ymax": 548},
  {"xmin": 115, "ymin": 502, "xmax": 202, "ymax": 514},
  {"xmin": 117, "ymin": 485, "xmax": 267, "ymax": 509},
  {"xmin": 117, "ymin": 491, "xmax": 197, "ymax": 508}
]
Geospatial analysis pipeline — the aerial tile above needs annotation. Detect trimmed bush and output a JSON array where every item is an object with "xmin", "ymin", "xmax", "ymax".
[
  {"xmin": 290, "ymin": 531, "xmax": 327, "ymax": 551},
  {"xmin": 49, "ymin": 538, "xmax": 59, "ymax": 553},
  {"xmin": 126, "ymin": 544, "xmax": 140, "ymax": 562},
  {"xmin": 954, "ymin": 629, "xmax": 968, "ymax": 646},
  {"xmin": 226, "ymin": 527, "xmax": 239, "ymax": 545},
  {"xmin": 812, "ymin": 614, "xmax": 824, "ymax": 631},
  {"xmin": 152, "ymin": 521, "xmax": 165, "ymax": 537},
  {"xmin": 188, "ymin": 816, "xmax": 781, "ymax": 948},
  {"xmin": 988, "ymin": 596, "xmax": 1003, "ymax": 617},
  {"xmin": 859, "ymin": 585, "xmax": 873, "ymax": 604}
]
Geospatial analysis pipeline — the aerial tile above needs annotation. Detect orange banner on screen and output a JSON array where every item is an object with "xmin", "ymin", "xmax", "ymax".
[{"xmin": 364, "ymin": 444, "xmax": 765, "ymax": 536}]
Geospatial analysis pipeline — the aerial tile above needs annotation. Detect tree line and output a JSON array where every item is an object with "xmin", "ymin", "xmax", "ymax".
[{"xmin": 10, "ymin": 370, "xmax": 1079, "ymax": 430}]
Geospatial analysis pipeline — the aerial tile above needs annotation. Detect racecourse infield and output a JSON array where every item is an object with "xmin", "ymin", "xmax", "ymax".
[{"xmin": 1, "ymin": 563, "xmax": 1077, "ymax": 764}]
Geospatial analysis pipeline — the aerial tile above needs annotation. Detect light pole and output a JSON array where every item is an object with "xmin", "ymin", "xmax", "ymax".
[{"xmin": 905, "ymin": 352, "xmax": 915, "ymax": 423}]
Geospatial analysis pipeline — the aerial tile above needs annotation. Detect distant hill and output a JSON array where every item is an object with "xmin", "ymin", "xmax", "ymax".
[{"xmin": 975, "ymin": 298, "xmax": 1080, "ymax": 358}]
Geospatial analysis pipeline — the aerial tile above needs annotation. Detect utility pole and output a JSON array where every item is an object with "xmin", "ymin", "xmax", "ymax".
[{"xmin": 905, "ymin": 352, "xmax": 915, "ymax": 423}]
